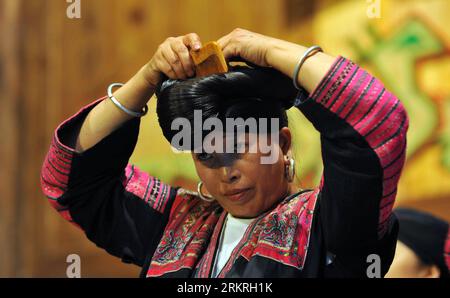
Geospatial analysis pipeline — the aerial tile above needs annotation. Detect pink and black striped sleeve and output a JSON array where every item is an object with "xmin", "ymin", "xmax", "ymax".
[
  {"xmin": 295, "ymin": 56, "xmax": 408, "ymax": 274},
  {"xmin": 40, "ymin": 97, "xmax": 178, "ymax": 267}
]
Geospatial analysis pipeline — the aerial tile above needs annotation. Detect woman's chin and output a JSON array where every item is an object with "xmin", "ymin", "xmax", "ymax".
[{"xmin": 226, "ymin": 203, "xmax": 264, "ymax": 219}]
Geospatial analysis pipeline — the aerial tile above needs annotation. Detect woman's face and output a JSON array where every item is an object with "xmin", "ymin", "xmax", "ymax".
[{"xmin": 192, "ymin": 127, "xmax": 296, "ymax": 218}]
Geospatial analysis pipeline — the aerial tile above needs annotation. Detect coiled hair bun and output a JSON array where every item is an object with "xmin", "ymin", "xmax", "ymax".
[{"xmin": 155, "ymin": 66, "xmax": 298, "ymax": 150}]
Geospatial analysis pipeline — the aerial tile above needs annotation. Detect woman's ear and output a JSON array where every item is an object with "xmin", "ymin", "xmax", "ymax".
[{"xmin": 279, "ymin": 127, "xmax": 292, "ymax": 156}]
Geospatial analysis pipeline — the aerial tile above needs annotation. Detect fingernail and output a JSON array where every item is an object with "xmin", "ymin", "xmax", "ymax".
[{"xmin": 194, "ymin": 44, "xmax": 201, "ymax": 50}]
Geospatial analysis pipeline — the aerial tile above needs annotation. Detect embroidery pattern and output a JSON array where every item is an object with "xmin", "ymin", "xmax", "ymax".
[
  {"xmin": 123, "ymin": 165, "xmax": 172, "ymax": 213},
  {"xmin": 146, "ymin": 189, "xmax": 319, "ymax": 278},
  {"xmin": 146, "ymin": 193, "xmax": 221, "ymax": 277},
  {"xmin": 218, "ymin": 189, "xmax": 319, "ymax": 276}
]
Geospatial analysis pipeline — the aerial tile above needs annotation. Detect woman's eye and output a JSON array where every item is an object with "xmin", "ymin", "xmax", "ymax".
[{"xmin": 197, "ymin": 153, "xmax": 213, "ymax": 161}]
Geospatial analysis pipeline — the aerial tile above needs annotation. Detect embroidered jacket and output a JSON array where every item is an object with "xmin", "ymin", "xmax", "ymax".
[{"xmin": 41, "ymin": 57, "xmax": 408, "ymax": 277}]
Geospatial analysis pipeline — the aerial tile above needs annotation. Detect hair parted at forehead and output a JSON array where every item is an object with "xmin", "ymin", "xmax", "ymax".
[{"xmin": 155, "ymin": 65, "xmax": 298, "ymax": 150}]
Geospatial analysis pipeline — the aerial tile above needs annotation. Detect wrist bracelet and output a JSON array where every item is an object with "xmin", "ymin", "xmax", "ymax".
[
  {"xmin": 107, "ymin": 83, "xmax": 148, "ymax": 117},
  {"xmin": 292, "ymin": 45, "xmax": 323, "ymax": 90}
]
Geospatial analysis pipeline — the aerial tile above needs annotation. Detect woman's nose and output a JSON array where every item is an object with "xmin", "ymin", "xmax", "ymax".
[{"xmin": 220, "ymin": 167, "xmax": 240, "ymax": 184}]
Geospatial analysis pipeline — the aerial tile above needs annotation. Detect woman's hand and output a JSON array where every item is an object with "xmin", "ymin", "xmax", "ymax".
[
  {"xmin": 217, "ymin": 28, "xmax": 275, "ymax": 67},
  {"xmin": 140, "ymin": 33, "xmax": 203, "ymax": 88},
  {"xmin": 218, "ymin": 28, "xmax": 336, "ymax": 93},
  {"xmin": 75, "ymin": 33, "xmax": 202, "ymax": 152}
]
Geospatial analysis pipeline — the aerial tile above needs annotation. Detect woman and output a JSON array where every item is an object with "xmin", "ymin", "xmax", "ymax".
[
  {"xmin": 386, "ymin": 208, "xmax": 449, "ymax": 278},
  {"xmin": 41, "ymin": 29, "xmax": 408, "ymax": 277}
]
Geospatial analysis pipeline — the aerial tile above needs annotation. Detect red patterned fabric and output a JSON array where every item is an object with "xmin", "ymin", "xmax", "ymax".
[
  {"xmin": 41, "ymin": 134, "xmax": 78, "ymax": 226},
  {"xmin": 147, "ymin": 192, "xmax": 222, "ymax": 277},
  {"xmin": 41, "ymin": 98, "xmax": 173, "ymax": 228},
  {"xmin": 219, "ymin": 189, "xmax": 319, "ymax": 276},
  {"xmin": 445, "ymin": 227, "xmax": 450, "ymax": 272},
  {"xmin": 147, "ymin": 189, "xmax": 319, "ymax": 277},
  {"xmin": 123, "ymin": 165, "xmax": 172, "ymax": 213},
  {"xmin": 307, "ymin": 58, "xmax": 408, "ymax": 239}
]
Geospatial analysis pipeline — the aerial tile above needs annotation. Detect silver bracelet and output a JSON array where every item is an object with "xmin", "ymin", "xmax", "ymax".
[
  {"xmin": 292, "ymin": 45, "xmax": 323, "ymax": 90},
  {"xmin": 107, "ymin": 83, "xmax": 148, "ymax": 117}
]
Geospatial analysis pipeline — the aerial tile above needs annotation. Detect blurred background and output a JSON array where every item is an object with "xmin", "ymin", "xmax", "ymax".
[{"xmin": 1, "ymin": 0, "xmax": 449, "ymax": 277}]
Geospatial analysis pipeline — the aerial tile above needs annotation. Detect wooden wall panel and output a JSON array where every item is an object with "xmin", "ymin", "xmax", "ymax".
[{"xmin": 0, "ymin": 0, "xmax": 21, "ymax": 277}]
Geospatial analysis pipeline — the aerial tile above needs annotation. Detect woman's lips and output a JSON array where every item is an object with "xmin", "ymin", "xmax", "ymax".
[{"xmin": 223, "ymin": 188, "xmax": 252, "ymax": 202}]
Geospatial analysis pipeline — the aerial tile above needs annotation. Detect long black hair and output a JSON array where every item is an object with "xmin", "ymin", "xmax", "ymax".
[{"xmin": 155, "ymin": 66, "xmax": 298, "ymax": 151}]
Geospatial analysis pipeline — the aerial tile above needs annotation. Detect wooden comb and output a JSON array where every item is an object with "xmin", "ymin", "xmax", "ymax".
[{"xmin": 190, "ymin": 41, "xmax": 228, "ymax": 77}]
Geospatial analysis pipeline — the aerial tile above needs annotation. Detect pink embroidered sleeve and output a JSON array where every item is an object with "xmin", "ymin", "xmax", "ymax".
[
  {"xmin": 295, "ymin": 56, "xmax": 408, "ymax": 262},
  {"xmin": 40, "ymin": 97, "xmax": 177, "ymax": 266}
]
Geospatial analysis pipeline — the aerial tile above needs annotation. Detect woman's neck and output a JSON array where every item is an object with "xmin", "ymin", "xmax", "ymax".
[{"xmin": 287, "ymin": 183, "xmax": 301, "ymax": 197}]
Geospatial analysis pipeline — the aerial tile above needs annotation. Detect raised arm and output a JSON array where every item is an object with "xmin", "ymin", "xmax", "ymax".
[
  {"xmin": 41, "ymin": 33, "xmax": 203, "ymax": 268},
  {"xmin": 219, "ymin": 29, "xmax": 408, "ymax": 275},
  {"xmin": 75, "ymin": 33, "xmax": 202, "ymax": 152},
  {"xmin": 265, "ymin": 36, "xmax": 408, "ymax": 237}
]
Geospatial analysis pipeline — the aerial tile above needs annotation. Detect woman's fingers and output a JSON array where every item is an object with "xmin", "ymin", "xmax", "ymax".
[
  {"xmin": 218, "ymin": 28, "xmax": 271, "ymax": 67},
  {"xmin": 217, "ymin": 31, "xmax": 241, "ymax": 61},
  {"xmin": 221, "ymin": 41, "xmax": 240, "ymax": 61},
  {"xmin": 217, "ymin": 35, "xmax": 231, "ymax": 58},
  {"xmin": 149, "ymin": 33, "xmax": 202, "ymax": 81},
  {"xmin": 171, "ymin": 39, "xmax": 195, "ymax": 77},
  {"xmin": 154, "ymin": 55, "xmax": 175, "ymax": 80},
  {"xmin": 160, "ymin": 41, "xmax": 187, "ymax": 79},
  {"xmin": 217, "ymin": 33, "xmax": 232, "ymax": 51}
]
